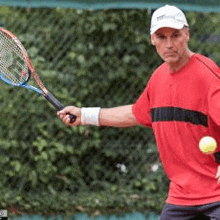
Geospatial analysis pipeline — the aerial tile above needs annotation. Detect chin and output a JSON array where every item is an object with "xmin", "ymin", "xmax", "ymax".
[{"xmin": 164, "ymin": 57, "xmax": 178, "ymax": 64}]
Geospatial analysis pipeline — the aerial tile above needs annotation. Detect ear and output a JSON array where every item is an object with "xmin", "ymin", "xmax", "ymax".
[
  {"xmin": 187, "ymin": 31, "xmax": 190, "ymax": 42},
  {"xmin": 151, "ymin": 35, "xmax": 156, "ymax": 46},
  {"xmin": 184, "ymin": 28, "xmax": 190, "ymax": 42}
]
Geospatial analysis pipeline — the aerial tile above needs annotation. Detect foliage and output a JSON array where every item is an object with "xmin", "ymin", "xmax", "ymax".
[{"xmin": 0, "ymin": 6, "xmax": 219, "ymax": 216}]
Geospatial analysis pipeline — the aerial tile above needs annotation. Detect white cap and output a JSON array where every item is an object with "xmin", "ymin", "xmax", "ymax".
[{"xmin": 150, "ymin": 5, "xmax": 188, "ymax": 35}]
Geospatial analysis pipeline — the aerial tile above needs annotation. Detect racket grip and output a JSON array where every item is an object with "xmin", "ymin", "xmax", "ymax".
[{"xmin": 44, "ymin": 92, "xmax": 76, "ymax": 123}]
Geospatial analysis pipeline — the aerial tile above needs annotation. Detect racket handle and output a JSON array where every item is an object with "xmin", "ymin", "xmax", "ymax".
[{"xmin": 44, "ymin": 92, "xmax": 77, "ymax": 123}]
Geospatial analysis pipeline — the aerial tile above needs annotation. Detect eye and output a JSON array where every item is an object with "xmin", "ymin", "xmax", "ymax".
[
  {"xmin": 157, "ymin": 34, "xmax": 166, "ymax": 40},
  {"xmin": 172, "ymin": 32, "xmax": 180, "ymax": 38}
]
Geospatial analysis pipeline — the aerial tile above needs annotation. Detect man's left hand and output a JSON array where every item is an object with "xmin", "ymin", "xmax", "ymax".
[{"xmin": 216, "ymin": 165, "xmax": 220, "ymax": 184}]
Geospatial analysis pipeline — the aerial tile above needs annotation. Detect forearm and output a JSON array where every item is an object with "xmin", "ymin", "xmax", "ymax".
[
  {"xmin": 57, "ymin": 104, "xmax": 140, "ymax": 127},
  {"xmin": 99, "ymin": 105, "xmax": 140, "ymax": 127}
]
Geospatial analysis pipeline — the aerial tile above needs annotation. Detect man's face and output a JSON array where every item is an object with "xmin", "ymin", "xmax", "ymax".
[{"xmin": 151, "ymin": 27, "xmax": 190, "ymax": 65}]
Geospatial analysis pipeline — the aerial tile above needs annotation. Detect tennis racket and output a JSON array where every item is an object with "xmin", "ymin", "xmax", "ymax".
[{"xmin": 0, "ymin": 27, "xmax": 76, "ymax": 122}]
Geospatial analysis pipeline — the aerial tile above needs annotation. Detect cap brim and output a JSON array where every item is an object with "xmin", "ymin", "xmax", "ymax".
[{"xmin": 150, "ymin": 23, "xmax": 185, "ymax": 35}]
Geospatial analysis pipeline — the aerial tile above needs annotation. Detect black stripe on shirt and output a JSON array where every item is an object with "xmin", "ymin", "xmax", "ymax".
[{"xmin": 151, "ymin": 107, "xmax": 208, "ymax": 127}]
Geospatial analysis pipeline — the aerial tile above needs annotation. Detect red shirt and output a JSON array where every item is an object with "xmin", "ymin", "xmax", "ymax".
[{"xmin": 133, "ymin": 54, "xmax": 220, "ymax": 205}]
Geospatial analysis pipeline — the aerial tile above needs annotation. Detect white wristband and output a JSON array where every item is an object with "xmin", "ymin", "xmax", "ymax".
[{"xmin": 81, "ymin": 107, "xmax": 101, "ymax": 126}]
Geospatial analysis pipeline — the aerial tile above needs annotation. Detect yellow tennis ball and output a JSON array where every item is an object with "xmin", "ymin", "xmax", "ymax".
[{"xmin": 199, "ymin": 136, "xmax": 217, "ymax": 154}]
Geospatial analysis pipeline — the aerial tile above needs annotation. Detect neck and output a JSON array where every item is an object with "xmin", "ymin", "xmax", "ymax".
[{"xmin": 167, "ymin": 50, "xmax": 194, "ymax": 73}]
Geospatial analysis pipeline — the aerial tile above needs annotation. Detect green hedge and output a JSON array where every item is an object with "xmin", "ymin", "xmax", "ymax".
[{"xmin": 0, "ymin": 6, "xmax": 220, "ymax": 216}]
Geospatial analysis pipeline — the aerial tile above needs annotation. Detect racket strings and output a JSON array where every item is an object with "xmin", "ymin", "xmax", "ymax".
[{"xmin": 0, "ymin": 31, "xmax": 29, "ymax": 85}]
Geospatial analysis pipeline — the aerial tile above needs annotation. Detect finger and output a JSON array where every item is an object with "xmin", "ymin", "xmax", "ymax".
[
  {"xmin": 216, "ymin": 166, "xmax": 220, "ymax": 180},
  {"xmin": 57, "ymin": 111, "xmax": 64, "ymax": 118},
  {"xmin": 57, "ymin": 107, "xmax": 75, "ymax": 118},
  {"xmin": 58, "ymin": 105, "xmax": 72, "ymax": 112},
  {"xmin": 64, "ymin": 113, "xmax": 79, "ymax": 125},
  {"xmin": 58, "ymin": 109, "xmax": 69, "ymax": 115},
  {"xmin": 62, "ymin": 116, "xmax": 72, "ymax": 125},
  {"xmin": 217, "ymin": 174, "xmax": 220, "ymax": 184},
  {"xmin": 57, "ymin": 110, "xmax": 63, "ymax": 116},
  {"xmin": 57, "ymin": 106, "xmax": 81, "ymax": 126},
  {"xmin": 57, "ymin": 111, "xmax": 67, "ymax": 120}
]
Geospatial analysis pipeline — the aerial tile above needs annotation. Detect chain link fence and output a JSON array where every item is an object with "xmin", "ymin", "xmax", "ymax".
[{"xmin": 0, "ymin": 5, "xmax": 220, "ymax": 214}]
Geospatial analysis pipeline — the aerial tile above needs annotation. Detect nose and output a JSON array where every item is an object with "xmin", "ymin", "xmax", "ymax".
[{"xmin": 166, "ymin": 37, "xmax": 173, "ymax": 48}]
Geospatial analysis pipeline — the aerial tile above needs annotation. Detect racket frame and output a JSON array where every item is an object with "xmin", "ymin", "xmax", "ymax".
[{"xmin": 0, "ymin": 27, "xmax": 76, "ymax": 120}]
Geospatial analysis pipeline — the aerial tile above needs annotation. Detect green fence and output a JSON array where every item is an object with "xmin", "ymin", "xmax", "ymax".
[
  {"xmin": 0, "ymin": 4, "xmax": 220, "ymax": 218},
  {"xmin": 10, "ymin": 212, "xmax": 160, "ymax": 220},
  {"xmin": 1, "ymin": 0, "xmax": 220, "ymax": 12}
]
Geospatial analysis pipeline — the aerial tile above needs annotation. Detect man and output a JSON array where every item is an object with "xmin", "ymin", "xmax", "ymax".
[{"xmin": 58, "ymin": 5, "xmax": 220, "ymax": 220}]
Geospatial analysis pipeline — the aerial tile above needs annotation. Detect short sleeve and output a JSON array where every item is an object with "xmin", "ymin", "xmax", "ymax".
[{"xmin": 132, "ymin": 84, "xmax": 152, "ymax": 127}]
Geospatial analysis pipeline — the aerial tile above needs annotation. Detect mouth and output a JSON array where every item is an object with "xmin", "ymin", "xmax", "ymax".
[{"xmin": 164, "ymin": 52, "xmax": 177, "ymax": 57}]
